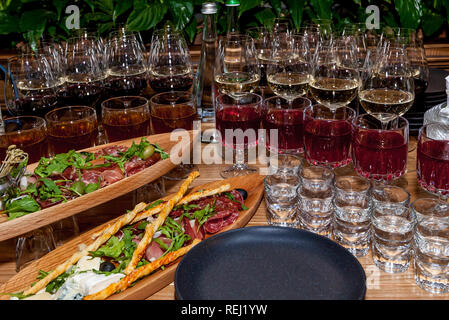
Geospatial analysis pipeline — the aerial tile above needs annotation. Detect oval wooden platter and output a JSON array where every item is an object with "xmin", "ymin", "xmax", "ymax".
[
  {"xmin": 0, "ymin": 130, "xmax": 198, "ymax": 242},
  {"xmin": 0, "ymin": 173, "xmax": 265, "ymax": 300}
]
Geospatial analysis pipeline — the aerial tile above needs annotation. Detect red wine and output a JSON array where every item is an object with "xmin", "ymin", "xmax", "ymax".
[
  {"xmin": 353, "ymin": 130, "xmax": 408, "ymax": 181},
  {"xmin": 417, "ymin": 140, "xmax": 449, "ymax": 196},
  {"xmin": 216, "ymin": 106, "xmax": 261, "ymax": 149},
  {"xmin": 13, "ymin": 86, "xmax": 58, "ymax": 118},
  {"xmin": 149, "ymin": 65, "xmax": 193, "ymax": 93},
  {"xmin": 151, "ymin": 105, "xmax": 197, "ymax": 134},
  {"xmin": 57, "ymin": 80, "xmax": 104, "ymax": 108},
  {"xmin": 304, "ymin": 119, "xmax": 352, "ymax": 167},
  {"xmin": 103, "ymin": 114, "xmax": 150, "ymax": 142},
  {"xmin": 48, "ymin": 121, "xmax": 98, "ymax": 155},
  {"xmin": 105, "ymin": 72, "xmax": 148, "ymax": 97},
  {"xmin": 263, "ymin": 108, "xmax": 304, "ymax": 153}
]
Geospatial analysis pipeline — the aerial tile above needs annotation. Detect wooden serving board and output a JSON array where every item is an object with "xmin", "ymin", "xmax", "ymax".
[
  {"xmin": 0, "ymin": 130, "xmax": 198, "ymax": 242},
  {"xmin": 0, "ymin": 173, "xmax": 265, "ymax": 300}
]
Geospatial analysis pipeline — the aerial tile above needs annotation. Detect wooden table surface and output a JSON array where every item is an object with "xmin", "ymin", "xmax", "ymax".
[{"xmin": 0, "ymin": 137, "xmax": 447, "ymax": 300}]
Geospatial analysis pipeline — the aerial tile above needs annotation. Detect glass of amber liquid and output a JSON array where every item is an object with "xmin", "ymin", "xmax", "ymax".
[
  {"xmin": 0, "ymin": 116, "xmax": 48, "ymax": 164},
  {"xmin": 45, "ymin": 106, "xmax": 98, "ymax": 155},
  {"xmin": 101, "ymin": 96, "xmax": 150, "ymax": 142}
]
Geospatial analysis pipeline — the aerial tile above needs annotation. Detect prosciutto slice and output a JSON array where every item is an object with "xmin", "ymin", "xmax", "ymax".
[{"xmin": 203, "ymin": 210, "xmax": 239, "ymax": 234}]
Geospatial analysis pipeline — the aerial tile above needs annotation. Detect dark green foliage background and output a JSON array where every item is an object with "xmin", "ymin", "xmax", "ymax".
[{"xmin": 0, "ymin": 0, "xmax": 447, "ymax": 48}]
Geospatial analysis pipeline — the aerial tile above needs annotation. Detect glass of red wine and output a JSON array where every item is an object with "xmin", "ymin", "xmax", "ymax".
[
  {"xmin": 0, "ymin": 116, "xmax": 48, "ymax": 164},
  {"xmin": 352, "ymin": 113, "xmax": 409, "ymax": 184},
  {"xmin": 45, "ymin": 106, "xmax": 98, "ymax": 155},
  {"xmin": 215, "ymin": 93, "xmax": 263, "ymax": 178},
  {"xmin": 417, "ymin": 123, "xmax": 449, "ymax": 200},
  {"xmin": 105, "ymin": 32, "xmax": 148, "ymax": 98},
  {"xmin": 101, "ymin": 96, "xmax": 150, "ymax": 143},
  {"xmin": 303, "ymin": 104, "xmax": 355, "ymax": 168},
  {"xmin": 5, "ymin": 54, "xmax": 59, "ymax": 118},
  {"xmin": 150, "ymin": 91, "xmax": 198, "ymax": 180},
  {"xmin": 262, "ymin": 96, "xmax": 312, "ymax": 155},
  {"xmin": 148, "ymin": 29, "xmax": 193, "ymax": 93}
]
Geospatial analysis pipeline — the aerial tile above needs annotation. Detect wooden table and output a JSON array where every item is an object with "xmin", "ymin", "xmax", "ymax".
[{"xmin": 0, "ymin": 137, "xmax": 447, "ymax": 300}]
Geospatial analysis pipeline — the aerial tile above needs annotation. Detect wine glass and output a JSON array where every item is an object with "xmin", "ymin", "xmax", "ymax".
[
  {"xmin": 214, "ymin": 34, "xmax": 260, "ymax": 99},
  {"xmin": 309, "ymin": 38, "xmax": 360, "ymax": 112},
  {"xmin": 148, "ymin": 29, "xmax": 193, "ymax": 93},
  {"xmin": 5, "ymin": 54, "xmax": 58, "ymax": 118},
  {"xmin": 266, "ymin": 34, "xmax": 311, "ymax": 105},
  {"xmin": 105, "ymin": 32, "xmax": 148, "ymax": 97},
  {"xmin": 215, "ymin": 92, "xmax": 263, "ymax": 178},
  {"xmin": 358, "ymin": 43, "xmax": 415, "ymax": 129}
]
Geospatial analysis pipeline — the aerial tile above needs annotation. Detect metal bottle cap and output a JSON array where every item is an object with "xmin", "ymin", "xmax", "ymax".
[{"xmin": 202, "ymin": 2, "xmax": 217, "ymax": 14}]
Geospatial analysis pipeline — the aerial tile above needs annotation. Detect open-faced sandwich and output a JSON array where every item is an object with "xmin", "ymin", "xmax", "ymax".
[
  {"xmin": 1, "ymin": 137, "xmax": 168, "ymax": 220},
  {"xmin": 7, "ymin": 171, "xmax": 248, "ymax": 300}
]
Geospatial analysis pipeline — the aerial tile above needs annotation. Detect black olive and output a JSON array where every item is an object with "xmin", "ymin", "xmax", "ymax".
[
  {"xmin": 235, "ymin": 188, "xmax": 248, "ymax": 200},
  {"xmin": 100, "ymin": 261, "xmax": 116, "ymax": 272}
]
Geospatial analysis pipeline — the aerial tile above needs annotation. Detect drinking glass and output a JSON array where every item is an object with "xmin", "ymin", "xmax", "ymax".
[
  {"xmin": 267, "ymin": 154, "xmax": 302, "ymax": 176},
  {"xmin": 412, "ymin": 198, "xmax": 449, "ymax": 293},
  {"xmin": 105, "ymin": 33, "xmax": 148, "ymax": 97},
  {"xmin": 371, "ymin": 185, "xmax": 415, "ymax": 273},
  {"xmin": 309, "ymin": 39, "xmax": 360, "ymax": 110},
  {"xmin": 150, "ymin": 91, "xmax": 198, "ymax": 180},
  {"xmin": 101, "ymin": 96, "xmax": 150, "ymax": 142},
  {"xmin": 297, "ymin": 165, "xmax": 335, "ymax": 237},
  {"xmin": 262, "ymin": 96, "xmax": 311, "ymax": 154},
  {"xmin": 417, "ymin": 123, "xmax": 449, "ymax": 199},
  {"xmin": 59, "ymin": 38, "xmax": 106, "ymax": 117},
  {"xmin": 0, "ymin": 116, "xmax": 48, "ymax": 164},
  {"xmin": 5, "ymin": 54, "xmax": 58, "ymax": 118},
  {"xmin": 266, "ymin": 35, "xmax": 311, "ymax": 104},
  {"xmin": 45, "ymin": 106, "xmax": 98, "ymax": 155},
  {"xmin": 148, "ymin": 30, "xmax": 193, "ymax": 93},
  {"xmin": 303, "ymin": 104, "xmax": 355, "ymax": 168},
  {"xmin": 215, "ymin": 93, "xmax": 262, "ymax": 178},
  {"xmin": 333, "ymin": 175, "xmax": 372, "ymax": 257},
  {"xmin": 358, "ymin": 44, "xmax": 415, "ymax": 128},
  {"xmin": 264, "ymin": 173, "xmax": 300, "ymax": 227},
  {"xmin": 214, "ymin": 34, "xmax": 260, "ymax": 99},
  {"xmin": 352, "ymin": 113, "xmax": 409, "ymax": 183}
]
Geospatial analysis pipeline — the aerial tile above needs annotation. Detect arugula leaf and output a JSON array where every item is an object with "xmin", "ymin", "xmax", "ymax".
[
  {"xmin": 85, "ymin": 177, "xmax": 101, "ymax": 194},
  {"xmin": 90, "ymin": 236, "xmax": 124, "ymax": 259},
  {"xmin": 5, "ymin": 196, "xmax": 40, "ymax": 220},
  {"xmin": 152, "ymin": 143, "xmax": 169, "ymax": 160}
]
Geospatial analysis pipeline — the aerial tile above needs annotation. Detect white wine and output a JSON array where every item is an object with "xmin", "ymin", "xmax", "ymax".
[
  {"xmin": 214, "ymin": 71, "xmax": 260, "ymax": 97},
  {"xmin": 267, "ymin": 72, "xmax": 309, "ymax": 100},
  {"xmin": 309, "ymin": 77, "xmax": 359, "ymax": 107},
  {"xmin": 358, "ymin": 88, "xmax": 414, "ymax": 121}
]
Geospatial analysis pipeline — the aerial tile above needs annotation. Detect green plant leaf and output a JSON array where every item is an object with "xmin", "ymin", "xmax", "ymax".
[
  {"xmin": 167, "ymin": 0, "xmax": 194, "ymax": 30},
  {"xmin": 19, "ymin": 9, "xmax": 55, "ymax": 32},
  {"xmin": 422, "ymin": 10, "xmax": 444, "ymax": 36},
  {"xmin": 53, "ymin": 0, "xmax": 68, "ymax": 20},
  {"xmin": 394, "ymin": 0, "xmax": 423, "ymax": 29},
  {"xmin": 126, "ymin": 1, "xmax": 168, "ymax": 31},
  {"xmin": 285, "ymin": 0, "xmax": 305, "ymax": 31},
  {"xmin": 184, "ymin": 16, "xmax": 197, "ymax": 43},
  {"xmin": 0, "ymin": 13, "xmax": 20, "ymax": 34},
  {"xmin": 269, "ymin": 0, "xmax": 282, "ymax": 17},
  {"xmin": 254, "ymin": 7, "xmax": 276, "ymax": 28},
  {"xmin": 113, "ymin": 0, "xmax": 132, "ymax": 22},
  {"xmin": 238, "ymin": 0, "xmax": 261, "ymax": 17},
  {"xmin": 94, "ymin": 0, "xmax": 114, "ymax": 14},
  {"xmin": 309, "ymin": 0, "xmax": 332, "ymax": 19}
]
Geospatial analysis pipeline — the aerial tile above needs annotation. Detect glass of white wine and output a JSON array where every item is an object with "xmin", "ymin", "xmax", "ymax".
[
  {"xmin": 214, "ymin": 34, "xmax": 261, "ymax": 99},
  {"xmin": 358, "ymin": 42, "xmax": 415, "ymax": 130},
  {"xmin": 266, "ymin": 34, "xmax": 311, "ymax": 105},
  {"xmin": 309, "ymin": 37, "xmax": 360, "ymax": 112}
]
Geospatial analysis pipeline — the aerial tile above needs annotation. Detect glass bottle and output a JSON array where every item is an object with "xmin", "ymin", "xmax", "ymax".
[{"xmin": 225, "ymin": 0, "xmax": 240, "ymax": 35}]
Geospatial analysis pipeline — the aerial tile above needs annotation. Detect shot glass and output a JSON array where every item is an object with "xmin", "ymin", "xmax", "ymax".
[
  {"xmin": 297, "ymin": 165, "xmax": 335, "ymax": 237},
  {"xmin": 371, "ymin": 186, "xmax": 414, "ymax": 273},
  {"xmin": 264, "ymin": 173, "xmax": 300, "ymax": 227},
  {"xmin": 267, "ymin": 154, "xmax": 302, "ymax": 176},
  {"xmin": 412, "ymin": 198, "xmax": 449, "ymax": 293},
  {"xmin": 333, "ymin": 175, "xmax": 372, "ymax": 257}
]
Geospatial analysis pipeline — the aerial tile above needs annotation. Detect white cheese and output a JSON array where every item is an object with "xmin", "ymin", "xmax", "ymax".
[
  {"xmin": 76, "ymin": 256, "xmax": 101, "ymax": 272},
  {"xmin": 23, "ymin": 292, "xmax": 54, "ymax": 300},
  {"xmin": 189, "ymin": 219, "xmax": 196, "ymax": 229}
]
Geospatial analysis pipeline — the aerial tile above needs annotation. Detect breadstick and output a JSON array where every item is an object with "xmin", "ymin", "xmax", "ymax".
[
  {"xmin": 130, "ymin": 183, "xmax": 231, "ymax": 224},
  {"xmin": 23, "ymin": 201, "xmax": 147, "ymax": 296},
  {"xmin": 124, "ymin": 171, "xmax": 200, "ymax": 274},
  {"xmin": 83, "ymin": 239, "xmax": 201, "ymax": 300}
]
